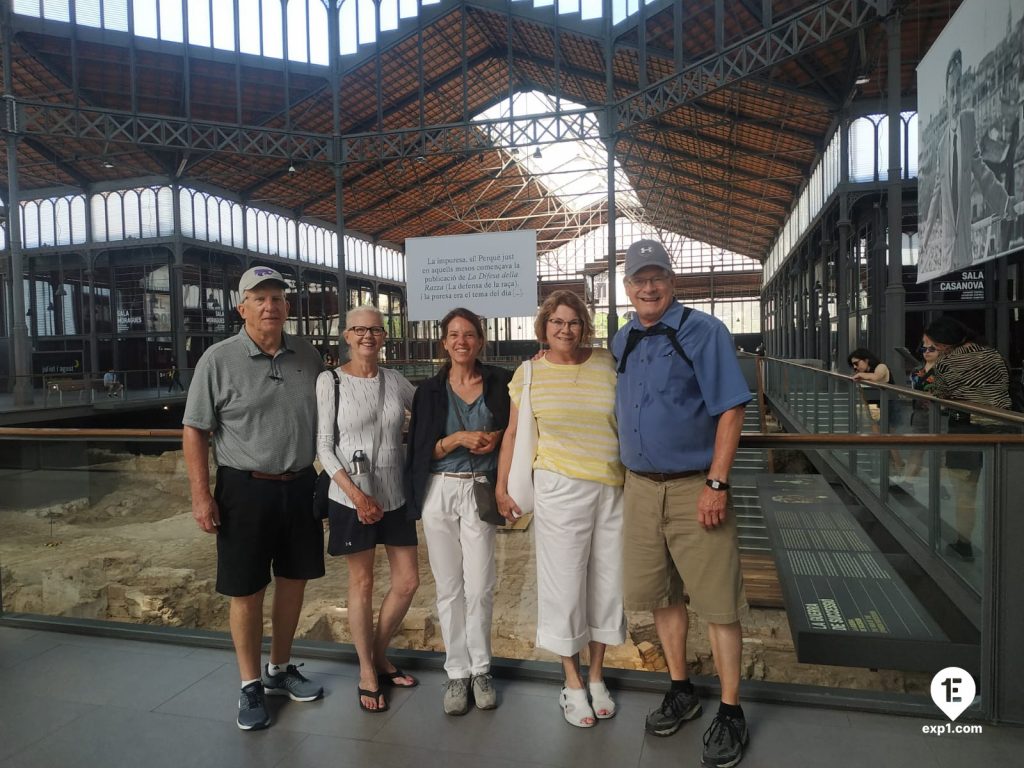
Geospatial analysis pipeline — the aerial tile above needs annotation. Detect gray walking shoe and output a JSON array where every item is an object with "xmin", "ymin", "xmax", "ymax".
[
  {"xmin": 471, "ymin": 673, "xmax": 497, "ymax": 710},
  {"xmin": 443, "ymin": 677, "xmax": 471, "ymax": 716},
  {"xmin": 701, "ymin": 713, "xmax": 749, "ymax": 767},
  {"xmin": 645, "ymin": 687, "xmax": 702, "ymax": 736},
  {"xmin": 237, "ymin": 681, "xmax": 271, "ymax": 731},
  {"xmin": 262, "ymin": 663, "xmax": 324, "ymax": 702}
]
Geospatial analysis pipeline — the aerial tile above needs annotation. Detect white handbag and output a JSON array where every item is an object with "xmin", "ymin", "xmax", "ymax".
[{"xmin": 507, "ymin": 360, "xmax": 539, "ymax": 515}]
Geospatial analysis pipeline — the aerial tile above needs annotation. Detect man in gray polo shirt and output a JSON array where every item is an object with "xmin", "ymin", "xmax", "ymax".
[{"xmin": 183, "ymin": 266, "xmax": 325, "ymax": 731}]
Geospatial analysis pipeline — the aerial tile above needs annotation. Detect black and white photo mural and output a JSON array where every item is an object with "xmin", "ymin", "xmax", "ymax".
[{"xmin": 917, "ymin": 0, "xmax": 1024, "ymax": 282}]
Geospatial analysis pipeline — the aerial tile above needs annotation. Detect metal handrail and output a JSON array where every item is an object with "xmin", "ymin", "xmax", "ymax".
[{"xmin": 757, "ymin": 354, "xmax": 1024, "ymax": 425}]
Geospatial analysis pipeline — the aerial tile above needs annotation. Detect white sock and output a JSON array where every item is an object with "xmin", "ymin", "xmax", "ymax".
[
  {"xmin": 267, "ymin": 661, "xmax": 288, "ymax": 676},
  {"xmin": 241, "ymin": 678, "xmax": 260, "ymax": 689}
]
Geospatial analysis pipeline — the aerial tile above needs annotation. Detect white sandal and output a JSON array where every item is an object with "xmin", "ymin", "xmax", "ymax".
[
  {"xmin": 560, "ymin": 686, "xmax": 596, "ymax": 728},
  {"xmin": 588, "ymin": 680, "xmax": 616, "ymax": 719}
]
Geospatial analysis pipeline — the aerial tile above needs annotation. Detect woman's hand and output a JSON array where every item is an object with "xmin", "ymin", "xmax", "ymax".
[
  {"xmin": 352, "ymin": 488, "xmax": 384, "ymax": 525},
  {"xmin": 470, "ymin": 430, "xmax": 502, "ymax": 455},
  {"xmin": 496, "ymin": 487, "xmax": 522, "ymax": 521}
]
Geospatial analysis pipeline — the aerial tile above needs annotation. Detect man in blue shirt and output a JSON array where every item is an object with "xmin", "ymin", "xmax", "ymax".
[{"xmin": 613, "ymin": 239, "xmax": 752, "ymax": 768}]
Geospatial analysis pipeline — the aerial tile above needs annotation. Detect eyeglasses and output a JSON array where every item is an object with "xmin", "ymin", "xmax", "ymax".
[
  {"xmin": 626, "ymin": 275, "xmax": 671, "ymax": 289},
  {"xmin": 348, "ymin": 325, "xmax": 386, "ymax": 337},
  {"xmin": 547, "ymin": 318, "xmax": 582, "ymax": 331},
  {"xmin": 919, "ymin": 345, "xmax": 939, "ymax": 353}
]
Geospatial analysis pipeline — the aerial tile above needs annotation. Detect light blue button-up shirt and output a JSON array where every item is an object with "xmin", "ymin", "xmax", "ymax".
[{"xmin": 612, "ymin": 301, "xmax": 751, "ymax": 473}]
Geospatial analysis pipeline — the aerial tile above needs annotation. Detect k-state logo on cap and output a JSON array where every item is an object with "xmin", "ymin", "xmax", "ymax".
[{"xmin": 254, "ymin": 267, "xmax": 274, "ymax": 276}]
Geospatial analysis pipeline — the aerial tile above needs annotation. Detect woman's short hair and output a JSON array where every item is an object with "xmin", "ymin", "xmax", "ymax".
[
  {"xmin": 924, "ymin": 315, "xmax": 974, "ymax": 347},
  {"xmin": 345, "ymin": 304, "xmax": 383, "ymax": 330},
  {"xmin": 439, "ymin": 307, "xmax": 486, "ymax": 358},
  {"xmin": 534, "ymin": 290, "xmax": 595, "ymax": 346},
  {"xmin": 847, "ymin": 347, "xmax": 882, "ymax": 371}
]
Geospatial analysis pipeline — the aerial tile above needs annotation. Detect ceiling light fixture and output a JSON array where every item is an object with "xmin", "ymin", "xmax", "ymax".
[
  {"xmin": 287, "ymin": 162, "xmax": 297, "ymax": 173},
  {"xmin": 855, "ymin": 73, "xmax": 870, "ymax": 86},
  {"xmin": 102, "ymin": 159, "xmax": 115, "ymax": 169},
  {"xmin": 533, "ymin": 147, "xmax": 542, "ymax": 159}
]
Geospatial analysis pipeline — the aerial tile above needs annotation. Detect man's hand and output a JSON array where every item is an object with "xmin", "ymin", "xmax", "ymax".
[
  {"xmin": 697, "ymin": 486, "xmax": 728, "ymax": 530},
  {"xmin": 192, "ymin": 493, "xmax": 221, "ymax": 533}
]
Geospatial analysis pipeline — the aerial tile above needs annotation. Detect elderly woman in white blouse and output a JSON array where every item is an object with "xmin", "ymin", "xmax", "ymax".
[{"xmin": 316, "ymin": 305, "xmax": 418, "ymax": 714}]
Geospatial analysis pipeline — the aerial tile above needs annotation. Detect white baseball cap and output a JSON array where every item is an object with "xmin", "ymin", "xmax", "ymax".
[{"xmin": 238, "ymin": 266, "xmax": 288, "ymax": 293}]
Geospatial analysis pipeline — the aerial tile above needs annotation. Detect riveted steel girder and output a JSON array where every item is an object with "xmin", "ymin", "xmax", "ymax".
[{"xmin": 615, "ymin": 0, "xmax": 886, "ymax": 132}]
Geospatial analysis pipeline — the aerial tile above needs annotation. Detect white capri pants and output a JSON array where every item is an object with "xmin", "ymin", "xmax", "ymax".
[
  {"xmin": 421, "ymin": 473, "xmax": 497, "ymax": 679},
  {"xmin": 533, "ymin": 469, "xmax": 626, "ymax": 657}
]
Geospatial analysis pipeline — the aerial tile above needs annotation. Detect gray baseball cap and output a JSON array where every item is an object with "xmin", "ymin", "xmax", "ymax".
[
  {"xmin": 238, "ymin": 266, "xmax": 288, "ymax": 293},
  {"xmin": 624, "ymin": 239, "xmax": 673, "ymax": 277}
]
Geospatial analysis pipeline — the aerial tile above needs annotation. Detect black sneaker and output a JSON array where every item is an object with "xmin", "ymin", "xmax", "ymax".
[
  {"xmin": 237, "ymin": 681, "xmax": 270, "ymax": 731},
  {"xmin": 644, "ymin": 687, "xmax": 702, "ymax": 736},
  {"xmin": 701, "ymin": 713, "xmax": 749, "ymax": 768},
  {"xmin": 262, "ymin": 663, "xmax": 324, "ymax": 702}
]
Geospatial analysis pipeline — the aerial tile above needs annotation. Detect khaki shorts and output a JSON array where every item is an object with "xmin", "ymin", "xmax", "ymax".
[{"xmin": 622, "ymin": 471, "xmax": 747, "ymax": 624}]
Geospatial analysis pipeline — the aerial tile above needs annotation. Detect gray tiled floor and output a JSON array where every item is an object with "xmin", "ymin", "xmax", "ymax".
[{"xmin": 1, "ymin": 625, "xmax": 1021, "ymax": 768}]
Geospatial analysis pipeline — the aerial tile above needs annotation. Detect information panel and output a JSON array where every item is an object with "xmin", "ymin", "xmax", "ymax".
[
  {"xmin": 406, "ymin": 230, "xmax": 538, "ymax": 321},
  {"xmin": 757, "ymin": 475, "xmax": 975, "ymax": 672}
]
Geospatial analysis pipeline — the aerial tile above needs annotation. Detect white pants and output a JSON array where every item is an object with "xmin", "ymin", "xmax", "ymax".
[
  {"xmin": 421, "ymin": 473, "xmax": 497, "ymax": 679},
  {"xmin": 533, "ymin": 470, "xmax": 626, "ymax": 657}
]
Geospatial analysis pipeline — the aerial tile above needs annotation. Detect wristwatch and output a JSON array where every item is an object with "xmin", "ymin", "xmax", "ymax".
[{"xmin": 705, "ymin": 478, "xmax": 730, "ymax": 491}]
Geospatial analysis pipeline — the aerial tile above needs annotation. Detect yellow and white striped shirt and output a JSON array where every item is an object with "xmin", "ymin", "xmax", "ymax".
[{"xmin": 508, "ymin": 348, "xmax": 624, "ymax": 486}]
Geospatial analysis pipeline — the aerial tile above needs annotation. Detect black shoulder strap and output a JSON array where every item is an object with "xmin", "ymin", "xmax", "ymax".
[
  {"xmin": 616, "ymin": 306, "xmax": 693, "ymax": 373},
  {"xmin": 329, "ymin": 368, "xmax": 340, "ymax": 448}
]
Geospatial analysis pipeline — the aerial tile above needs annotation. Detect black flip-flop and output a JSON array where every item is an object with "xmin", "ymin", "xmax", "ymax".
[
  {"xmin": 357, "ymin": 686, "xmax": 388, "ymax": 712},
  {"xmin": 377, "ymin": 667, "xmax": 419, "ymax": 688}
]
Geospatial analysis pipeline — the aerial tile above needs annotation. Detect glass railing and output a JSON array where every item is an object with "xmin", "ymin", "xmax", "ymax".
[
  {"xmin": 1, "ymin": 369, "xmax": 194, "ymax": 409},
  {"xmin": 759, "ymin": 356, "xmax": 1024, "ymax": 600},
  {"xmin": 3, "ymin": 427, "xmax": 1022, "ymax": 719}
]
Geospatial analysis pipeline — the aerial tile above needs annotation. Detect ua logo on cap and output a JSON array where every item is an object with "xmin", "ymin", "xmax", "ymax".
[{"xmin": 640, "ymin": 246, "xmax": 653, "ymax": 253}]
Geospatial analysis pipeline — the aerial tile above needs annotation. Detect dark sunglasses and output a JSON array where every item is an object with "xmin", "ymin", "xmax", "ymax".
[{"xmin": 919, "ymin": 345, "xmax": 939, "ymax": 353}]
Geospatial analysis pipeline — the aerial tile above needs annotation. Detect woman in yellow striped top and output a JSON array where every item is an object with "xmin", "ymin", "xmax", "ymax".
[{"xmin": 496, "ymin": 290, "xmax": 626, "ymax": 729}]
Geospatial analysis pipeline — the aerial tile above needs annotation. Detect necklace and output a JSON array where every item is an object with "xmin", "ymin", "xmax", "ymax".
[{"xmin": 547, "ymin": 350, "xmax": 588, "ymax": 385}]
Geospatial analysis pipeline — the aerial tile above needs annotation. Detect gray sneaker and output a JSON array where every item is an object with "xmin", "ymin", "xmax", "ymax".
[
  {"xmin": 443, "ymin": 677, "xmax": 471, "ymax": 716},
  {"xmin": 471, "ymin": 673, "xmax": 497, "ymax": 710},
  {"xmin": 262, "ymin": 663, "xmax": 323, "ymax": 702},
  {"xmin": 645, "ymin": 687, "xmax": 702, "ymax": 736},
  {"xmin": 237, "ymin": 681, "xmax": 270, "ymax": 731},
  {"xmin": 701, "ymin": 713, "xmax": 749, "ymax": 768}
]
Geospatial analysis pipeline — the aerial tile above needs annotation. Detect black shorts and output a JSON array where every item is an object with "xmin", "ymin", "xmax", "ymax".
[
  {"xmin": 327, "ymin": 501, "xmax": 417, "ymax": 556},
  {"xmin": 214, "ymin": 466, "xmax": 326, "ymax": 597}
]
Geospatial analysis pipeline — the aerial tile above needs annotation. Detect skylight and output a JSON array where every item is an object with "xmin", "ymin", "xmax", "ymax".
[{"xmin": 473, "ymin": 91, "xmax": 640, "ymax": 213}]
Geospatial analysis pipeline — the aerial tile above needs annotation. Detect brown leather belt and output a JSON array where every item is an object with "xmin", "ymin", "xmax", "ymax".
[
  {"xmin": 251, "ymin": 470, "xmax": 303, "ymax": 482},
  {"xmin": 630, "ymin": 469, "xmax": 704, "ymax": 482}
]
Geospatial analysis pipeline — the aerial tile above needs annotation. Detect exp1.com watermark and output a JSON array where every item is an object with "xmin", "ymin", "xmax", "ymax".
[
  {"xmin": 924, "ymin": 667, "xmax": 983, "ymax": 736},
  {"xmin": 921, "ymin": 722, "xmax": 984, "ymax": 736}
]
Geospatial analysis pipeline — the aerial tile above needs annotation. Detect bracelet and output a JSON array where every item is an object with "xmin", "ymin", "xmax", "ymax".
[{"xmin": 437, "ymin": 437, "xmax": 446, "ymax": 455}]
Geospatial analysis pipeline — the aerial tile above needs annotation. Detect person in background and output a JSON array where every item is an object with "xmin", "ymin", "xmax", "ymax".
[
  {"xmin": 900, "ymin": 338, "xmax": 944, "ymax": 478},
  {"xmin": 848, "ymin": 348, "xmax": 895, "ymax": 431},
  {"xmin": 405, "ymin": 308, "xmax": 512, "ymax": 717},
  {"xmin": 612, "ymin": 239, "xmax": 752, "ymax": 768},
  {"xmin": 926, "ymin": 316, "xmax": 1010, "ymax": 562},
  {"xmin": 183, "ymin": 266, "xmax": 325, "ymax": 731},
  {"xmin": 103, "ymin": 369, "xmax": 123, "ymax": 398},
  {"xmin": 167, "ymin": 360, "xmax": 184, "ymax": 393},
  {"xmin": 847, "ymin": 348, "xmax": 892, "ymax": 385},
  {"xmin": 316, "ymin": 305, "xmax": 419, "ymax": 713},
  {"xmin": 496, "ymin": 290, "xmax": 625, "ymax": 728}
]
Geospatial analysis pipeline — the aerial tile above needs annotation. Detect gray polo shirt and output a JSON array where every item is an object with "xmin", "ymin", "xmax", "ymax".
[{"xmin": 183, "ymin": 328, "xmax": 323, "ymax": 474}]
